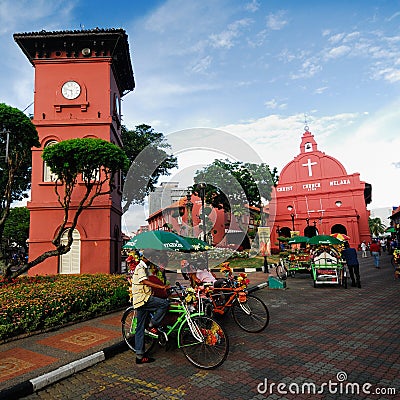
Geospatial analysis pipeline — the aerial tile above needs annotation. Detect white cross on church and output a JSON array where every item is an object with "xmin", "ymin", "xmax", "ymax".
[{"xmin": 302, "ymin": 158, "xmax": 317, "ymax": 177}]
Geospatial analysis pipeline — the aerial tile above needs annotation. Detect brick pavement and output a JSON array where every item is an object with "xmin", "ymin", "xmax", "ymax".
[{"xmin": 1, "ymin": 252, "xmax": 400, "ymax": 399}]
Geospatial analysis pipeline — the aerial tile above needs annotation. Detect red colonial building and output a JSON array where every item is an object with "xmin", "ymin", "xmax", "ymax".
[
  {"xmin": 270, "ymin": 129, "xmax": 371, "ymax": 249},
  {"xmin": 14, "ymin": 29, "xmax": 134, "ymax": 275}
]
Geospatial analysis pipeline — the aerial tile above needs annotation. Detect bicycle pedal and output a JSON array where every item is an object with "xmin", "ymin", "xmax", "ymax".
[
  {"xmin": 145, "ymin": 329, "xmax": 159, "ymax": 338},
  {"xmin": 158, "ymin": 331, "xmax": 168, "ymax": 346}
]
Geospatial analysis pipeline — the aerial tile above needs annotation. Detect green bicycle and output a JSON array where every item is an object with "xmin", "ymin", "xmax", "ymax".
[{"xmin": 121, "ymin": 282, "xmax": 229, "ymax": 369}]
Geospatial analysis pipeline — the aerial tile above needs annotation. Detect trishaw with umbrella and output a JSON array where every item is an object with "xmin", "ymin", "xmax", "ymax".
[
  {"xmin": 121, "ymin": 231, "xmax": 230, "ymax": 369},
  {"xmin": 309, "ymin": 235, "xmax": 347, "ymax": 288},
  {"xmin": 284, "ymin": 236, "xmax": 312, "ymax": 277}
]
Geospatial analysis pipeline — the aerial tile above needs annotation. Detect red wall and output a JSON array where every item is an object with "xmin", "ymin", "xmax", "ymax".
[{"xmin": 27, "ymin": 56, "xmax": 123, "ymax": 275}]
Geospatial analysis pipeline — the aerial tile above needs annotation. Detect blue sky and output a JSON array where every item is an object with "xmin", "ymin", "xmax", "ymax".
[{"xmin": 1, "ymin": 0, "xmax": 400, "ymax": 230}]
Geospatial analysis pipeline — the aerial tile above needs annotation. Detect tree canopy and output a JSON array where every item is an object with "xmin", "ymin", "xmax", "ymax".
[
  {"xmin": 0, "ymin": 103, "xmax": 39, "ymax": 271},
  {"xmin": 369, "ymin": 217, "xmax": 386, "ymax": 237},
  {"xmin": 3, "ymin": 206, "xmax": 29, "ymax": 251},
  {"xmin": 121, "ymin": 124, "xmax": 178, "ymax": 212},
  {"xmin": 193, "ymin": 159, "xmax": 278, "ymax": 213},
  {"xmin": 5, "ymin": 138, "xmax": 129, "ymax": 279}
]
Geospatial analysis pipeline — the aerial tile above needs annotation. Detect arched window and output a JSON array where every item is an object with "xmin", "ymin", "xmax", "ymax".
[
  {"xmin": 43, "ymin": 140, "xmax": 58, "ymax": 182},
  {"xmin": 59, "ymin": 229, "xmax": 81, "ymax": 274}
]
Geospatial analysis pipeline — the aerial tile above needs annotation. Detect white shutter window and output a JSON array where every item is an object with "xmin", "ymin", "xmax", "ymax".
[{"xmin": 60, "ymin": 229, "xmax": 81, "ymax": 274}]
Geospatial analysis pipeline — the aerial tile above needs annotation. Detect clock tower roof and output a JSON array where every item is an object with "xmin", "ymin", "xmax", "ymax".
[{"xmin": 14, "ymin": 28, "xmax": 135, "ymax": 95}]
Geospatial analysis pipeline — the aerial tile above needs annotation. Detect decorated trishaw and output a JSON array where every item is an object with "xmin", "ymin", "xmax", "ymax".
[
  {"xmin": 309, "ymin": 235, "xmax": 347, "ymax": 288},
  {"xmin": 285, "ymin": 236, "xmax": 311, "ymax": 277},
  {"xmin": 392, "ymin": 249, "xmax": 400, "ymax": 279}
]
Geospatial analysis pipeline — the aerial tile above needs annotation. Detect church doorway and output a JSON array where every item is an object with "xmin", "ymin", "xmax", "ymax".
[{"xmin": 331, "ymin": 224, "xmax": 347, "ymax": 235}]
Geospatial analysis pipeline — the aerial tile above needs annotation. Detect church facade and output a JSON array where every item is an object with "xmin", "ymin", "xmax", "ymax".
[{"xmin": 270, "ymin": 129, "xmax": 371, "ymax": 249}]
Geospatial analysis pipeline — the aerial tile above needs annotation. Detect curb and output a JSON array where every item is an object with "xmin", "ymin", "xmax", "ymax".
[{"xmin": 0, "ymin": 341, "xmax": 127, "ymax": 400}]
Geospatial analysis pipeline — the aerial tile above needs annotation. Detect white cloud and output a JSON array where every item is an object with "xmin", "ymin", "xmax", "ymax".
[
  {"xmin": 187, "ymin": 55, "xmax": 213, "ymax": 74},
  {"xmin": 387, "ymin": 11, "xmax": 400, "ymax": 22},
  {"xmin": 266, "ymin": 11, "xmax": 288, "ymax": 30},
  {"xmin": 314, "ymin": 86, "xmax": 328, "ymax": 94},
  {"xmin": 290, "ymin": 59, "xmax": 322, "ymax": 80},
  {"xmin": 325, "ymin": 45, "xmax": 351, "ymax": 59},
  {"xmin": 264, "ymin": 99, "xmax": 287, "ymax": 110},
  {"xmin": 209, "ymin": 18, "xmax": 252, "ymax": 49},
  {"xmin": 374, "ymin": 67, "xmax": 400, "ymax": 83},
  {"xmin": 244, "ymin": 0, "xmax": 260, "ymax": 13},
  {"xmin": 328, "ymin": 33, "xmax": 346, "ymax": 44}
]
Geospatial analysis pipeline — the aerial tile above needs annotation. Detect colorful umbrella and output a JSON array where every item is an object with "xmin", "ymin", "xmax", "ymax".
[
  {"xmin": 330, "ymin": 233, "xmax": 350, "ymax": 241},
  {"xmin": 287, "ymin": 236, "xmax": 310, "ymax": 244},
  {"xmin": 308, "ymin": 235, "xmax": 343, "ymax": 246},
  {"xmin": 123, "ymin": 230, "xmax": 192, "ymax": 251}
]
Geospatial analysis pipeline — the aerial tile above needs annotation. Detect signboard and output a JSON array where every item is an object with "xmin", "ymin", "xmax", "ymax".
[{"xmin": 258, "ymin": 226, "xmax": 271, "ymax": 256}]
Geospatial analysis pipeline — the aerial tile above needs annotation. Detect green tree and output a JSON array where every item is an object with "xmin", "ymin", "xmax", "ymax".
[
  {"xmin": 193, "ymin": 160, "xmax": 278, "ymax": 242},
  {"xmin": 193, "ymin": 159, "xmax": 278, "ymax": 213},
  {"xmin": 121, "ymin": 124, "xmax": 178, "ymax": 212},
  {"xmin": 369, "ymin": 217, "xmax": 386, "ymax": 237},
  {"xmin": 0, "ymin": 103, "xmax": 40, "ymax": 270},
  {"xmin": 5, "ymin": 138, "xmax": 129, "ymax": 279},
  {"xmin": 3, "ymin": 206, "xmax": 29, "ymax": 250}
]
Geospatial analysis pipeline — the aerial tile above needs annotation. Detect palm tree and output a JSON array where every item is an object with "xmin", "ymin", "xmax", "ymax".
[{"xmin": 369, "ymin": 217, "xmax": 386, "ymax": 238}]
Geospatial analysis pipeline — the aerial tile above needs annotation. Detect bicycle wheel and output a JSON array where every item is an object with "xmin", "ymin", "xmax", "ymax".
[
  {"xmin": 121, "ymin": 307, "xmax": 156, "ymax": 353},
  {"xmin": 231, "ymin": 294, "xmax": 269, "ymax": 333},
  {"xmin": 179, "ymin": 316, "xmax": 229, "ymax": 369}
]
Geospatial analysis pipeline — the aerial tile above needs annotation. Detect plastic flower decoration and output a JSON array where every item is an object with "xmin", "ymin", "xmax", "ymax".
[
  {"xmin": 126, "ymin": 252, "xmax": 140, "ymax": 274},
  {"xmin": 184, "ymin": 287, "xmax": 197, "ymax": 304},
  {"xmin": 220, "ymin": 262, "xmax": 233, "ymax": 277},
  {"xmin": 237, "ymin": 272, "xmax": 250, "ymax": 287},
  {"xmin": 201, "ymin": 321, "xmax": 224, "ymax": 345}
]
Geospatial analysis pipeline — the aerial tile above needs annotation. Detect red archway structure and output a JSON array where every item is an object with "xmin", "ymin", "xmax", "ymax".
[{"xmin": 271, "ymin": 129, "xmax": 371, "ymax": 250}]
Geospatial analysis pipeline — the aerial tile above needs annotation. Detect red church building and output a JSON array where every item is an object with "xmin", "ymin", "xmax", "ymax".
[
  {"xmin": 270, "ymin": 128, "xmax": 371, "ymax": 249},
  {"xmin": 14, "ymin": 29, "xmax": 134, "ymax": 275}
]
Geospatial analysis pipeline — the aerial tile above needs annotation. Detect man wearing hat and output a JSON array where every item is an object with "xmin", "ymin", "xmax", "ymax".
[{"xmin": 132, "ymin": 250, "xmax": 170, "ymax": 364}]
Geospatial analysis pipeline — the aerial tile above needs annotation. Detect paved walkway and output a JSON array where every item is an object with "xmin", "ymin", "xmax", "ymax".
[{"xmin": 1, "ymin": 252, "xmax": 399, "ymax": 399}]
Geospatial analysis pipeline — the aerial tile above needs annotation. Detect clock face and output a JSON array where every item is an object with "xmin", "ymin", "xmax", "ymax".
[{"xmin": 61, "ymin": 81, "xmax": 81, "ymax": 100}]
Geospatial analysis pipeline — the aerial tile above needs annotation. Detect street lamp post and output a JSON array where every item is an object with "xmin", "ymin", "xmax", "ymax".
[
  {"xmin": 276, "ymin": 225, "xmax": 282, "ymax": 251},
  {"xmin": 287, "ymin": 205, "xmax": 295, "ymax": 231},
  {"xmin": 197, "ymin": 182, "xmax": 207, "ymax": 243},
  {"xmin": 186, "ymin": 190, "xmax": 193, "ymax": 236}
]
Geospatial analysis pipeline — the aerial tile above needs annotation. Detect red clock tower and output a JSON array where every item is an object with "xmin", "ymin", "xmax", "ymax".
[{"xmin": 14, "ymin": 29, "xmax": 135, "ymax": 275}]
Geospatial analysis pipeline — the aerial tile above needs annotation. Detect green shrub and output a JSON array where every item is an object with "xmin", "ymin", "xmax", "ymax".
[{"xmin": 0, "ymin": 274, "xmax": 130, "ymax": 341}]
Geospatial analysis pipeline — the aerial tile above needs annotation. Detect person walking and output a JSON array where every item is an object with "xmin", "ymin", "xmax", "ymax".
[
  {"xmin": 132, "ymin": 251, "xmax": 170, "ymax": 364},
  {"xmin": 342, "ymin": 241, "xmax": 361, "ymax": 288},
  {"xmin": 369, "ymin": 240, "xmax": 381, "ymax": 268},
  {"xmin": 360, "ymin": 241, "xmax": 368, "ymax": 258}
]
